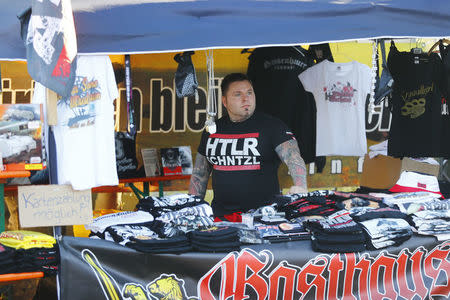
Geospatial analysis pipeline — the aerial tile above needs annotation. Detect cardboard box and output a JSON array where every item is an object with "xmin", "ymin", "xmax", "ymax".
[
  {"xmin": 360, "ymin": 155, "xmax": 440, "ymax": 189},
  {"xmin": 400, "ymin": 158, "xmax": 439, "ymax": 177}
]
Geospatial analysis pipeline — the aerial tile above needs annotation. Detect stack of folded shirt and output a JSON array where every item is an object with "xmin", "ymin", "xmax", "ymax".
[
  {"xmin": 153, "ymin": 203, "xmax": 214, "ymax": 237},
  {"xmin": 127, "ymin": 235, "xmax": 192, "ymax": 254},
  {"xmin": 0, "ymin": 231, "xmax": 59, "ymax": 275},
  {"xmin": 409, "ymin": 201, "xmax": 450, "ymax": 241},
  {"xmin": 381, "ymin": 191, "xmax": 440, "ymax": 208},
  {"xmin": 255, "ymin": 222, "xmax": 311, "ymax": 243},
  {"xmin": 397, "ymin": 199, "xmax": 450, "ymax": 215},
  {"xmin": 103, "ymin": 221, "xmax": 159, "ymax": 245},
  {"xmin": 272, "ymin": 190, "xmax": 334, "ymax": 208},
  {"xmin": 351, "ymin": 207, "xmax": 412, "ymax": 250},
  {"xmin": 330, "ymin": 191, "xmax": 384, "ymax": 209},
  {"xmin": 136, "ymin": 194, "xmax": 205, "ymax": 217},
  {"xmin": 85, "ymin": 211, "xmax": 155, "ymax": 239},
  {"xmin": 0, "ymin": 244, "xmax": 16, "ymax": 274},
  {"xmin": 351, "ymin": 207, "xmax": 409, "ymax": 222},
  {"xmin": 85, "ymin": 201, "xmax": 214, "ymax": 254},
  {"xmin": 0, "ymin": 230, "xmax": 56, "ymax": 249},
  {"xmin": 188, "ymin": 226, "xmax": 240, "ymax": 252},
  {"xmin": 15, "ymin": 246, "xmax": 60, "ymax": 275},
  {"xmin": 304, "ymin": 211, "xmax": 366, "ymax": 253},
  {"xmin": 275, "ymin": 192, "xmax": 343, "ymax": 220}
]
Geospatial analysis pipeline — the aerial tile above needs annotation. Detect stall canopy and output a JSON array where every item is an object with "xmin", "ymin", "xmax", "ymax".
[{"xmin": 1, "ymin": 0, "xmax": 450, "ymax": 60}]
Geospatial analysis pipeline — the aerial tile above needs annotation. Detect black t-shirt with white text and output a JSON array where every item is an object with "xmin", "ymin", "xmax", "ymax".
[
  {"xmin": 247, "ymin": 46, "xmax": 317, "ymax": 163},
  {"xmin": 198, "ymin": 112, "xmax": 295, "ymax": 217}
]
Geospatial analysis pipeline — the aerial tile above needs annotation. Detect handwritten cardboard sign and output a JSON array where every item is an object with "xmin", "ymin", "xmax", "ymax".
[{"xmin": 18, "ymin": 185, "xmax": 93, "ymax": 227}]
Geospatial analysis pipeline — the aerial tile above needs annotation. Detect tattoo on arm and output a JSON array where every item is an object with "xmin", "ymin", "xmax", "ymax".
[
  {"xmin": 275, "ymin": 139, "xmax": 308, "ymax": 189},
  {"xmin": 188, "ymin": 153, "xmax": 213, "ymax": 198}
]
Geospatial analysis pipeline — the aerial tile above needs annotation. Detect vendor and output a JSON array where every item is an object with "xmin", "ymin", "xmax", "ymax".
[{"xmin": 188, "ymin": 73, "xmax": 308, "ymax": 220}]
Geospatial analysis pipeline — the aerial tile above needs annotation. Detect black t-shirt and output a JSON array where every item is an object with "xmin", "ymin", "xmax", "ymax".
[
  {"xmin": 247, "ymin": 46, "xmax": 317, "ymax": 164},
  {"xmin": 198, "ymin": 112, "xmax": 295, "ymax": 217},
  {"xmin": 438, "ymin": 42, "xmax": 450, "ymax": 157},
  {"xmin": 387, "ymin": 43, "xmax": 447, "ymax": 157}
]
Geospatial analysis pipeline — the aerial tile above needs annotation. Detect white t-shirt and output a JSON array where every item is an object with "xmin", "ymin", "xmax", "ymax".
[
  {"xmin": 32, "ymin": 82, "xmax": 49, "ymax": 161},
  {"xmin": 52, "ymin": 55, "xmax": 119, "ymax": 190},
  {"xmin": 299, "ymin": 60, "xmax": 371, "ymax": 156}
]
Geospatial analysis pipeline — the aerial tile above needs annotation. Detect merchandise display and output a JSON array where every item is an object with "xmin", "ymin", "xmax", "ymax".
[
  {"xmin": 299, "ymin": 60, "xmax": 372, "ymax": 156},
  {"xmin": 387, "ymin": 41, "xmax": 449, "ymax": 157},
  {"xmin": 78, "ymin": 176, "xmax": 449, "ymax": 256},
  {"xmin": 0, "ymin": 231, "xmax": 59, "ymax": 275},
  {"xmin": 51, "ymin": 55, "xmax": 120, "ymax": 190}
]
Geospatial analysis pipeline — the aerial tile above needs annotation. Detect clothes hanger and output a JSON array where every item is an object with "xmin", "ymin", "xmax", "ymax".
[
  {"xmin": 428, "ymin": 40, "xmax": 441, "ymax": 55},
  {"xmin": 427, "ymin": 38, "xmax": 450, "ymax": 55},
  {"xmin": 291, "ymin": 46, "xmax": 306, "ymax": 57}
]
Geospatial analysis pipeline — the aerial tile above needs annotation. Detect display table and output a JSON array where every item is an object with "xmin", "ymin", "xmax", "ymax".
[
  {"xmin": 59, "ymin": 235, "xmax": 449, "ymax": 300},
  {"xmin": 0, "ymin": 272, "xmax": 43, "ymax": 283}
]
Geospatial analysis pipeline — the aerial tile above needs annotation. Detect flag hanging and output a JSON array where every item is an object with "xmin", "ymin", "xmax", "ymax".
[{"xmin": 20, "ymin": 0, "xmax": 77, "ymax": 97}]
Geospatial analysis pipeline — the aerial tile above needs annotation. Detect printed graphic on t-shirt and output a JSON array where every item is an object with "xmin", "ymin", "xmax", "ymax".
[
  {"xmin": 205, "ymin": 133, "xmax": 261, "ymax": 171},
  {"xmin": 324, "ymin": 81, "xmax": 356, "ymax": 103},
  {"xmin": 58, "ymin": 76, "xmax": 101, "ymax": 128},
  {"xmin": 400, "ymin": 84, "xmax": 434, "ymax": 119},
  {"xmin": 263, "ymin": 57, "xmax": 309, "ymax": 71}
]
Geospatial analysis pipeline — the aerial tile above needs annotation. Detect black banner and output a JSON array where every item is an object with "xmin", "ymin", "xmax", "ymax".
[{"xmin": 59, "ymin": 236, "xmax": 450, "ymax": 300}]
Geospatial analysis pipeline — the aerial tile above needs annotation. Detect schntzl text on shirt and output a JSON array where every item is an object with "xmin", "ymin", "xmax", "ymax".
[{"xmin": 205, "ymin": 133, "xmax": 261, "ymax": 171}]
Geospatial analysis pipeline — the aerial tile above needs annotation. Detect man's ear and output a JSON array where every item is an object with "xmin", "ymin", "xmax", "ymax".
[{"xmin": 221, "ymin": 96, "xmax": 227, "ymax": 108}]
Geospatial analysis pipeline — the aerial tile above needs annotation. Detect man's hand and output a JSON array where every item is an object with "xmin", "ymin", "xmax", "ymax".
[
  {"xmin": 289, "ymin": 185, "xmax": 308, "ymax": 195},
  {"xmin": 188, "ymin": 152, "xmax": 212, "ymax": 198},
  {"xmin": 275, "ymin": 139, "xmax": 308, "ymax": 192}
]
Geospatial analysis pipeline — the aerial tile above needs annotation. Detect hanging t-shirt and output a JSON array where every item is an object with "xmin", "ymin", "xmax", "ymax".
[
  {"xmin": 197, "ymin": 112, "xmax": 295, "ymax": 217},
  {"xmin": 438, "ymin": 42, "xmax": 450, "ymax": 157},
  {"xmin": 247, "ymin": 46, "xmax": 317, "ymax": 163},
  {"xmin": 387, "ymin": 43, "xmax": 447, "ymax": 157},
  {"xmin": 52, "ymin": 55, "xmax": 119, "ymax": 190},
  {"xmin": 32, "ymin": 83, "xmax": 49, "ymax": 158},
  {"xmin": 299, "ymin": 60, "xmax": 371, "ymax": 156}
]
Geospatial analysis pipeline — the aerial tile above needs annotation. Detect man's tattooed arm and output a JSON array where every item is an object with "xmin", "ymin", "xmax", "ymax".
[
  {"xmin": 188, "ymin": 153, "xmax": 213, "ymax": 198},
  {"xmin": 275, "ymin": 139, "xmax": 308, "ymax": 193}
]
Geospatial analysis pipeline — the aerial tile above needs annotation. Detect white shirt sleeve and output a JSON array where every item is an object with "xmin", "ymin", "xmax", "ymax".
[{"xmin": 105, "ymin": 56, "xmax": 119, "ymax": 102}]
